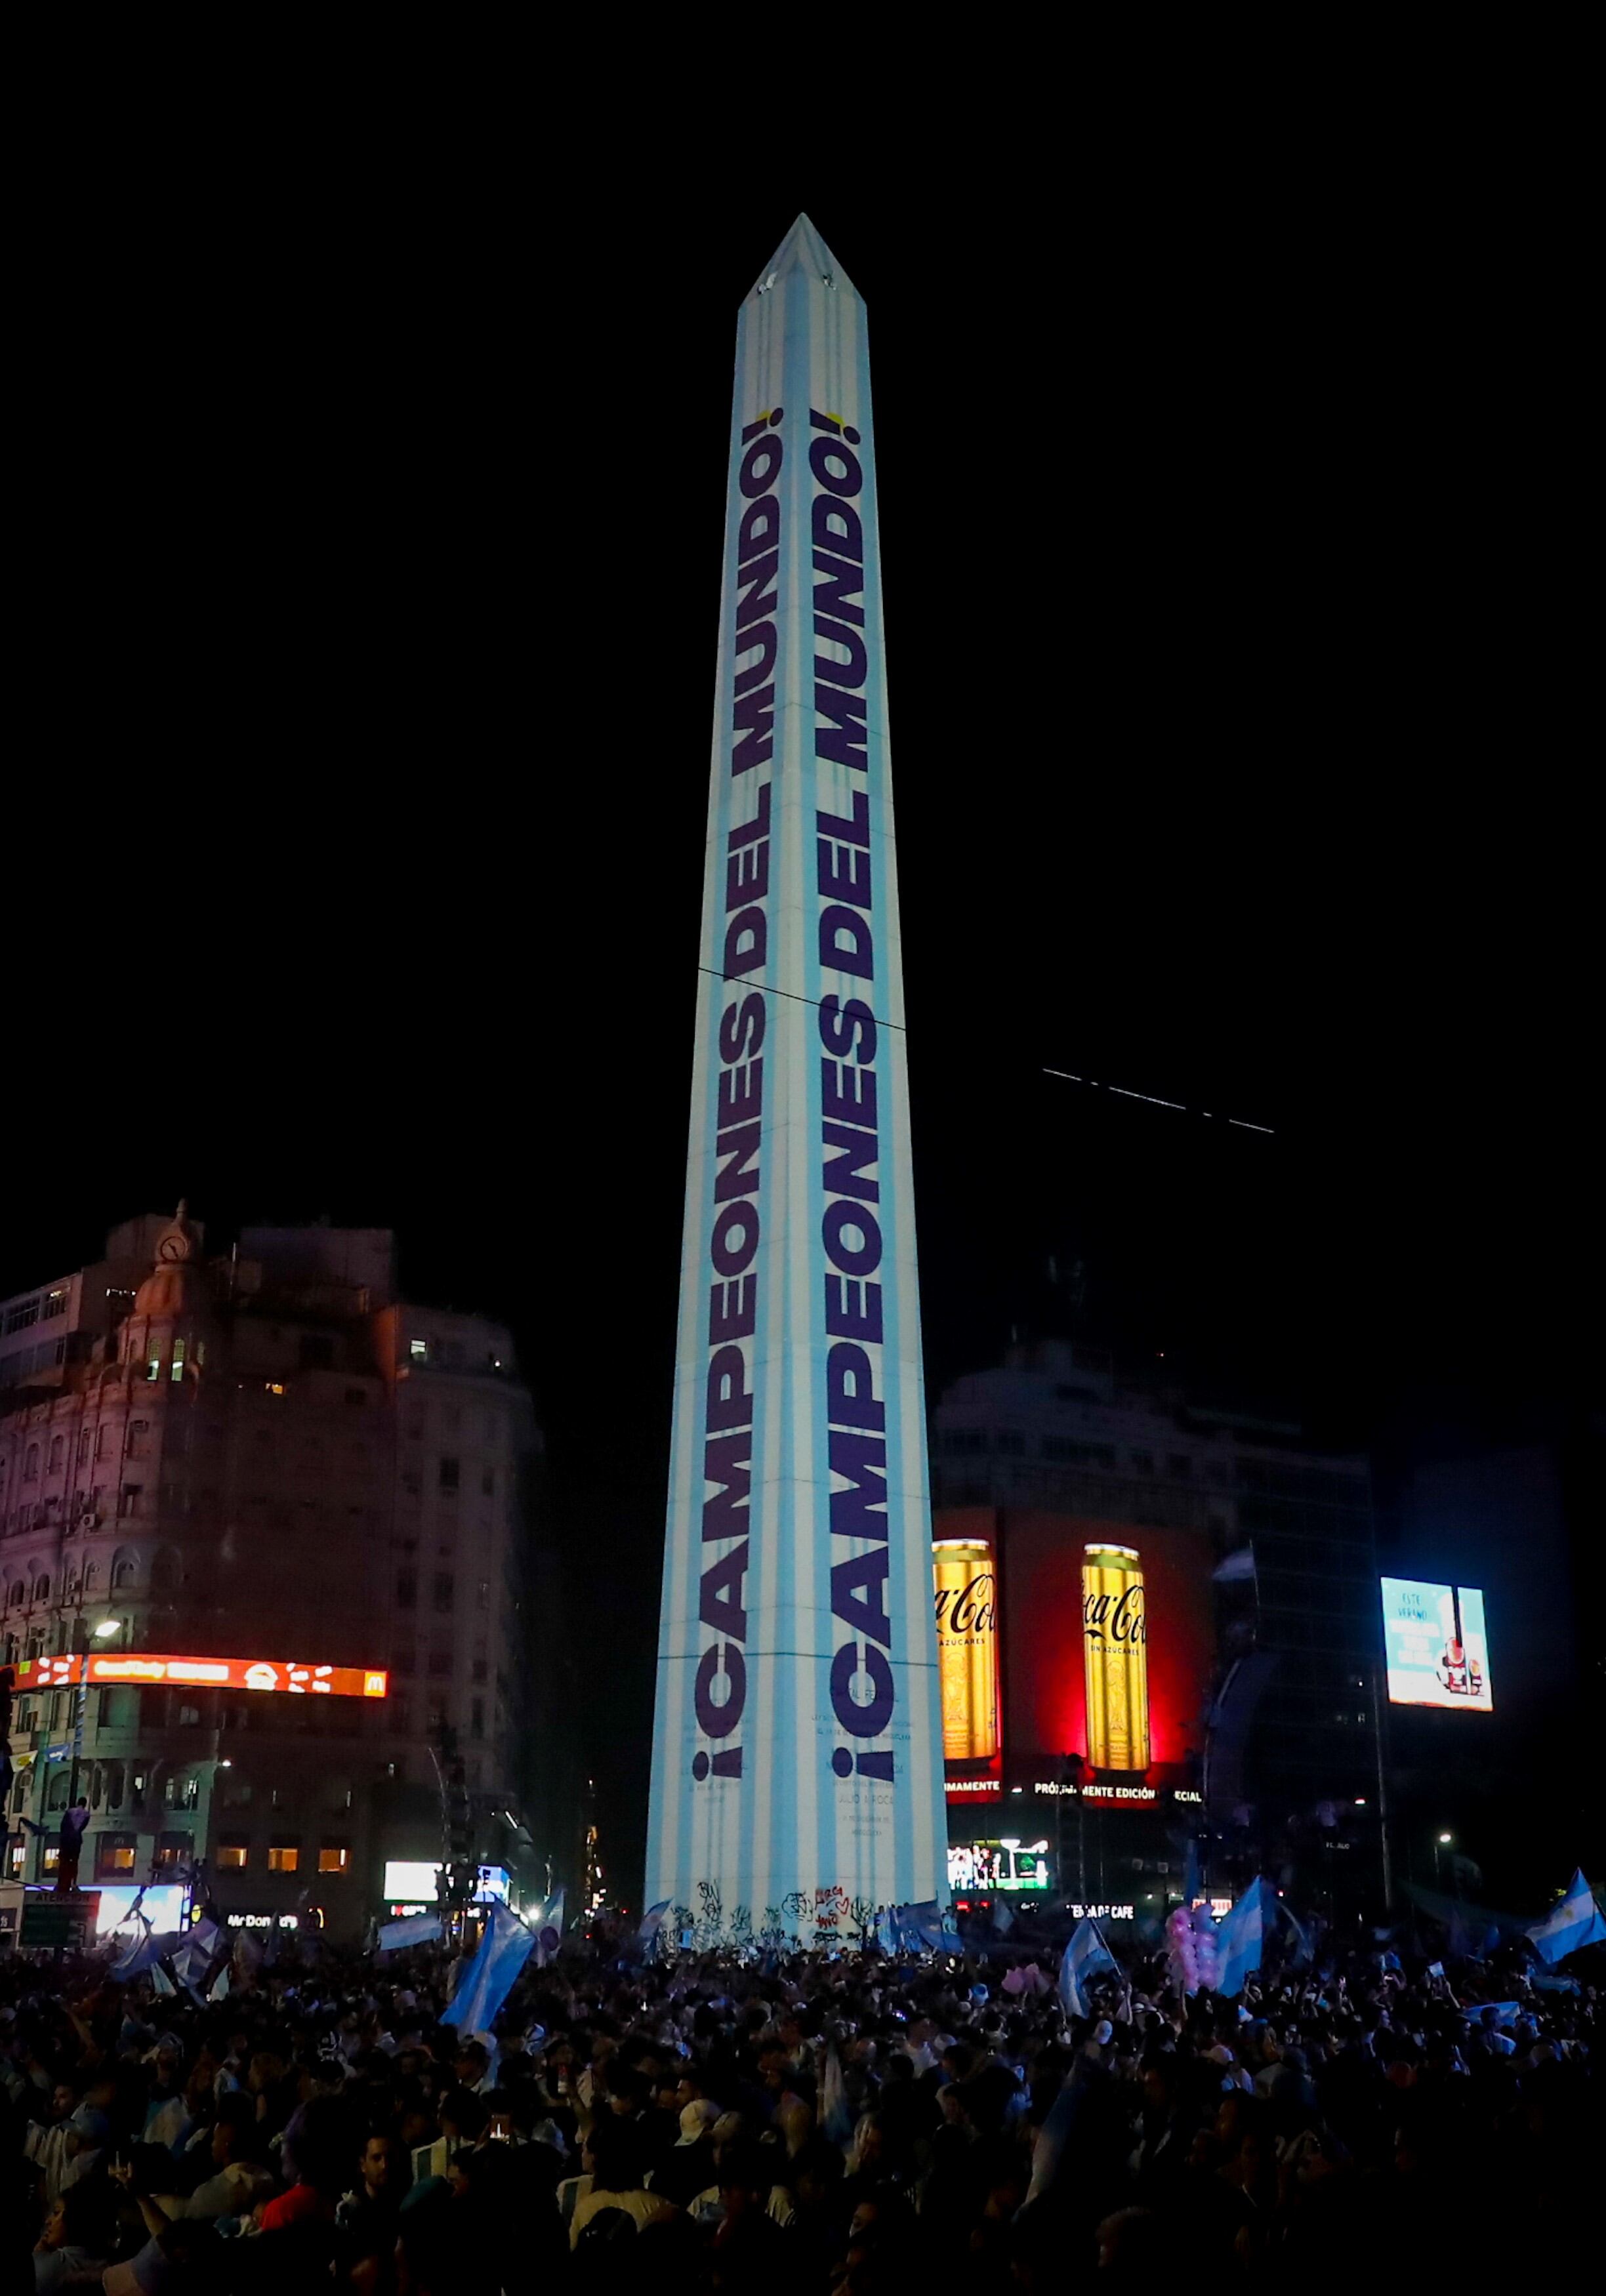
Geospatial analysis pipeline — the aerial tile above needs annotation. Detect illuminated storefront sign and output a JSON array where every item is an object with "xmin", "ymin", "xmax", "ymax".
[
  {"xmin": 1380, "ymin": 1579, "xmax": 1494, "ymax": 1711},
  {"xmin": 646, "ymin": 216, "xmax": 946, "ymax": 1937},
  {"xmin": 934, "ymin": 1540, "xmax": 1001, "ymax": 1802},
  {"xmin": 1031, "ymin": 1780, "xmax": 1161, "ymax": 1804},
  {"xmin": 1069, "ymin": 1902, "xmax": 1136, "ymax": 1921},
  {"xmin": 14, "ymin": 1654, "xmax": 387, "ymax": 1698},
  {"xmin": 948, "ymin": 1840, "xmax": 1050, "ymax": 1893}
]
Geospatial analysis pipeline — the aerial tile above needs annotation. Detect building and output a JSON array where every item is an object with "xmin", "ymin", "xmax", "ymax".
[
  {"xmin": 930, "ymin": 1340, "xmax": 1383, "ymax": 1922},
  {"xmin": 1, "ymin": 1206, "xmax": 569, "ymax": 1940}
]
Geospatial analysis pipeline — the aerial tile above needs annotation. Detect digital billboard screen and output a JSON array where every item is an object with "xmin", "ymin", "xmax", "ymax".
[
  {"xmin": 1380, "ymin": 1578, "xmax": 1493, "ymax": 1710},
  {"xmin": 947, "ymin": 1840, "xmax": 1051, "ymax": 1893}
]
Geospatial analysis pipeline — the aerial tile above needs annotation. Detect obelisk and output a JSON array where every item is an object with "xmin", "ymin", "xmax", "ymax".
[{"xmin": 647, "ymin": 216, "xmax": 945, "ymax": 1945}]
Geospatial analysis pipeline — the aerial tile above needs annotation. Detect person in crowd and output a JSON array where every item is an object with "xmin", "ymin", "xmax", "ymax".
[
  {"xmin": 31, "ymin": 2179, "xmax": 113, "ymax": 2293},
  {"xmin": 570, "ymin": 2112, "xmax": 679, "ymax": 2246}
]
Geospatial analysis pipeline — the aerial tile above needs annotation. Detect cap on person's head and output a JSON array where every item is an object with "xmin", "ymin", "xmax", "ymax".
[
  {"xmin": 676, "ymin": 2099, "xmax": 719, "ymax": 2144},
  {"xmin": 1206, "ymin": 2045, "xmax": 1235, "ymax": 2067}
]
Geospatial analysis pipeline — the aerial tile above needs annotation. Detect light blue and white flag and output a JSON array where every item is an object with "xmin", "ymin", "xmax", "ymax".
[
  {"xmin": 993, "ymin": 1895, "xmax": 1015, "ymax": 1938},
  {"xmin": 1216, "ymin": 1880, "xmax": 1271, "ymax": 1999},
  {"xmin": 1058, "ymin": 1917, "xmax": 1117, "ymax": 2018},
  {"xmin": 898, "ymin": 1899, "xmax": 962, "ymax": 1954},
  {"xmin": 378, "ymin": 1910, "xmax": 444, "ymax": 1954},
  {"xmin": 444, "ymin": 1901, "xmax": 535, "ymax": 2034},
  {"xmin": 1527, "ymin": 1870, "xmax": 1606, "ymax": 1965},
  {"xmin": 875, "ymin": 1906, "xmax": 898, "ymax": 1955},
  {"xmin": 115, "ymin": 1924, "xmax": 180, "ymax": 1980},
  {"xmin": 637, "ymin": 1898, "xmax": 669, "ymax": 1942}
]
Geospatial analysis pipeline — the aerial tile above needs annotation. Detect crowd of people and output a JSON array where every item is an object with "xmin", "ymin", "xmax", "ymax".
[{"xmin": 0, "ymin": 1905, "xmax": 1597, "ymax": 2290}]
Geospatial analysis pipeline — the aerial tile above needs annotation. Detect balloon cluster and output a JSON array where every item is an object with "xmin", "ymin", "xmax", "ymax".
[{"xmin": 1165, "ymin": 1902, "xmax": 1220, "ymax": 1994}]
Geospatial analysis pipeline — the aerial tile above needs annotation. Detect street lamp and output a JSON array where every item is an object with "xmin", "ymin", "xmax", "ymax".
[
  {"xmin": 94, "ymin": 1618, "xmax": 120, "ymax": 1640},
  {"xmin": 1433, "ymin": 1831, "xmax": 1453, "ymax": 1889}
]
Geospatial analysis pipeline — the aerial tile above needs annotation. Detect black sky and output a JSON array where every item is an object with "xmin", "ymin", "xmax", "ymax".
[{"xmin": 10, "ymin": 139, "xmax": 1596, "ymax": 1892}]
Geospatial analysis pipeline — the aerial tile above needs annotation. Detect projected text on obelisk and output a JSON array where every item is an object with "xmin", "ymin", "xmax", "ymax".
[{"xmin": 647, "ymin": 216, "xmax": 945, "ymax": 1945}]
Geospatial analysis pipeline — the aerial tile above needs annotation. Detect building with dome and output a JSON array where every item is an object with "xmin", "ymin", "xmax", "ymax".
[{"xmin": 0, "ymin": 1209, "xmax": 571, "ymax": 1940}]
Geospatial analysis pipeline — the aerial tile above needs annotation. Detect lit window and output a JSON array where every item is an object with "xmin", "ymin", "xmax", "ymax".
[
  {"xmin": 267, "ymin": 1844, "xmax": 299, "ymax": 1873},
  {"xmin": 42, "ymin": 1847, "xmax": 60, "ymax": 1874},
  {"xmin": 98, "ymin": 1840, "xmax": 136, "ymax": 1875},
  {"xmin": 217, "ymin": 1842, "xmax": 249, "ymax": 1870},
  {"xmin": 146, "ymin": 1358, "xmax": 161, "ymax": 1382},
  {"xmin": 264, "ymin": 1383, "xmax": 285, "ymax": 1398},
  {"xmin": 318, "ymin": 1846, "xmax": 350, "ymax": 1874},
  {"xmin": 409, "ymin": 1339, "xmax": 428, "ymax": 1362},
  {"xmin": 171, "ymin": 1339, "xmax": 186, "ymax": 1384}
]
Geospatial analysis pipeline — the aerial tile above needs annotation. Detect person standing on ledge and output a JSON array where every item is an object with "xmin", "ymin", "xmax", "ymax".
[{"xmin": 56, "ymin": 1798, "xmax": 91, "ymax": 1895}]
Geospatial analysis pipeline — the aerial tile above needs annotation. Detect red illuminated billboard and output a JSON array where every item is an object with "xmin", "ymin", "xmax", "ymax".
[
  {"xmin": 936, "ymin": 1507, "xmax": 1213, "ymax": 1796},
  {"xmin": 12, "ymin": 1653, "xmax": 387, "ymax": 1698}
]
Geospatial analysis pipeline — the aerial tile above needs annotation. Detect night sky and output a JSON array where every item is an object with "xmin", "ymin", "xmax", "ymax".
[{"xmin": 11, "ymin": 164, "xmax": 1594, "ymax": 1893}]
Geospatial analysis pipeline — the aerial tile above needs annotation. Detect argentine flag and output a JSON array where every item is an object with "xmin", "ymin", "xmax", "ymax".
[
  {"xmin": 378, "ymin": 1910, "xmax": 445, "ymax": 1952},
  {"xmin": 1527, "ymin": 1870, "xmax": 1606, "ymax": 1966},
  {"xmin": 901, "ymin": 1900, "xmax": 963, "ymax": 1954},
  {"xmin": 1215, "ymin": 1879, "xmax": 1271, "ymax": 1999},
  {"xmin": 1058, "ymin": 1917, "xmax": 1117, "ymax": 2017},
  {"xmin": 444, "ymin": 1900, "xmax": 535, "ymax": 2034}
]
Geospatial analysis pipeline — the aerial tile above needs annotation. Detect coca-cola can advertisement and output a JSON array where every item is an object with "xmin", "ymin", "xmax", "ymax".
[
  {"xmin": 933, "ymin": 1537, "xmax": 1002, "ymax": 1801},
  {"xmin": 934, "ymin": 1506, "xmax": 1214, "ymax": 1796}
]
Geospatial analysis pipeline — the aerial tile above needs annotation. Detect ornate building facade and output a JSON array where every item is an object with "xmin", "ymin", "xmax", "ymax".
[{"xmin": 1, "ymin": 1208, "xmax": 568, "ymax": 1939}]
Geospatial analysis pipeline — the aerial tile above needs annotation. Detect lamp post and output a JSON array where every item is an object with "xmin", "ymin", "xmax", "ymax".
[
  {"xmin": 1433, "ymin": 1830, "xmax": 1453, "ymax": 1891},
  {"xmin": 65, "ymin": 1616, "xmax": 123, "ymax": 1809}
]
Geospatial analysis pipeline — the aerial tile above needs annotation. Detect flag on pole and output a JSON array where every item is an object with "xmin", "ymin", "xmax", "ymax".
[
  {"xmin": 1216, "ymin": 1879, "xmax": 1270, "ymax": 1998},
  {"xmin": 1058, "ymin": 1917, "xmax": 1117, "ymax": 2017},
  {"xmin": 993, "ymin": 1894, "xmax": 1015, "ymax": 1938},
  {"xmin": 443, "ymin": 1901, "xmax": 535, "ymax": 2034},
  {"xmin": 1526, "ymin": 1871, "xmax": 1606, "ymax": 1965}
]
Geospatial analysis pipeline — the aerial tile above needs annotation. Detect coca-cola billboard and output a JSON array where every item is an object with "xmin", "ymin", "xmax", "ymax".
[{"xmin": 935, "ymin": 1505, "xmax": 1214, "ymax": 1795}]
